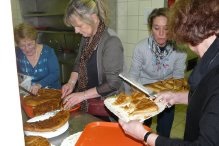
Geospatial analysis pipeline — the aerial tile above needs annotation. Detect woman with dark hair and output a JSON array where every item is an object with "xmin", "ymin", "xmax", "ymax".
[
  {"xmin": 119, "ymin": 0, "xmax": 219, "ymax": 145},
  {"xmin": 61, "ymin": 0, "xmax": 124, "ymax": 121},
  {"xmin": 129, "ymin": 8, "xmax": 187, "ymax": 137}
]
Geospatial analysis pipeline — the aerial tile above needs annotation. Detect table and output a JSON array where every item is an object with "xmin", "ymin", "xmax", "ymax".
[{"xmin": 22, "ymin": 109, "xmax": 102, "ymax": 146}]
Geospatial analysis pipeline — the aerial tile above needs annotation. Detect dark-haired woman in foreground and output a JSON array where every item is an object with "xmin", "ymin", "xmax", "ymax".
[{"xmin": 119, "ymin": 0, "xmax": 219, "ymax": 145}]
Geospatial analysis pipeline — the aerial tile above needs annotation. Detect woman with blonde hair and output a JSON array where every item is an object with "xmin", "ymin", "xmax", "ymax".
[{"xmin": 61, "ymin": 0, "xmax": 124, "ymax": 121}]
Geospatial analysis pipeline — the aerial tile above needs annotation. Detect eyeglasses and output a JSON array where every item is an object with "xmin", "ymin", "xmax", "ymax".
[{"xmin": 18, "ymin": 41, "xmax": 36, "ymax": 49}]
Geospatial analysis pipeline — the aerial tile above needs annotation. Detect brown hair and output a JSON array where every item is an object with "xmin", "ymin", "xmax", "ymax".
[
  {"xmin": 148, "ymin": 8, "xmax": 168, "ymax": 31},
  {"xmin": 64, "ymin": 0, "xmax": 109, "ymax": 26},
  {"xmin": 168, "ymin": 0, "xmax": 219, "ymax": 46},
  {"xmin": 14, "ymin": 23, "xmax": 37, "ymax": 45}
]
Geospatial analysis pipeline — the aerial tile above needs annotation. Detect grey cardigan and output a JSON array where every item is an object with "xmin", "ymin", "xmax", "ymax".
[
  {"xmin": 129, "ymin": 37, "xmax": 187, "ymax": 84},
  {"xmin": 73, "ymin": 28, "xmax": 124, "ymax": 97}
]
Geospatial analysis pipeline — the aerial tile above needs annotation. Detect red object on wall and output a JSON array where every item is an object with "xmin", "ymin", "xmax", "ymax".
[{"xmin": 168, "ymin": 0, "xmax": 175, "ymax": 7}]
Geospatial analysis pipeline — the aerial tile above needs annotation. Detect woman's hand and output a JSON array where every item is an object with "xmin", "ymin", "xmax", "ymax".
[
  {"xmin": 155, "ymin": 91, "xmax": 177, "ymax": 107},
  {"xmin": 62, "ymin": 92, "xmax": 85, "ymax": 110},
  {"xmin": 119, "ymin": 119, "xmax": 147, "ymax": 141},
  {"xmin": 61, "ymin": 82, "xmax": 75, "ymax": 99},
  {"xmin": 155, "ymin": 91, "xmax": 189, "ymax": 106},
  {"xmin": 30, "ymin": 84, "xmax": 41, "ymax": 95}
]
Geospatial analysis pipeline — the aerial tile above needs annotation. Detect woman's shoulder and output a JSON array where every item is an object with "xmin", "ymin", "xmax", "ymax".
[
  {"xmin": 15, "ymin": 47, "xmax": 22, "ymax": 54},
  {"xmin": 102, "ymin": 28, "xmax": 123, "ymax": 46},
  {"xmin": 15, "ymin": 47, "xmax": 25, "ymax": 58},
  {"xmin": 132, "ymin": 38, "xmax": 150, "ymax": 54},
  {"xmin": 135, "ymin": 38, "xmax": 148, "ymax": 47},
  {"xmin": 41, "ymin": 44, "xmax": 55, "ymax": 53},
  {"xmin": 106, "ymin": 28, "xmax": 117, "ymax": 36},
  {"xmin": 172, "ymin": 49, "xmax": 187, "ymax": 58}
]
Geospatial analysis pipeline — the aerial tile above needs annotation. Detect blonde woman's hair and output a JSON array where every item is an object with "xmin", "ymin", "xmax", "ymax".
[
  {"xmin": 14, "ymin": 23, "xmax": 37, "ymax": 45},
  {"xmin": 64, "ymin": 0, "xmax": 109, "ymax": 26}
]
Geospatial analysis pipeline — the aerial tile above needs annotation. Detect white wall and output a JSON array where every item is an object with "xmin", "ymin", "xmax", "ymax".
[
  {"xmin": 117, "ymin": 0, "xmax": 164, "ymax": 70},
  {"xmin": 11, "ymin": 0, "xmax": 23, "ymax": 26},
  {"xmin": 11, "ymin": 0, "xmax": 166, "ymax": 70},
  {"xmin": 0, "ymin": 0, "xmax": 25, "ymax": 145}
]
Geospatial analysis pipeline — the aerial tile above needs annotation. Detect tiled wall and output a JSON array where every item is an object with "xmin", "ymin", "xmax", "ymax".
[
  {"xmin": 11, "ymin": 0, "xmax": 23, "ymax": 27},
  {"xmin": 117, "ymin": 0, "xmax": 164, "ymax": 70},
  {"xmin": 10, "ymin": 0, "xmax": 165, "ymax": 70}
]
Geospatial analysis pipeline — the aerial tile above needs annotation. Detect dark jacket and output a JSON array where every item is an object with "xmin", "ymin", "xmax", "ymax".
[{"xmin": 156, "ymin": 37, "xmax": 219, "ymax": 145}]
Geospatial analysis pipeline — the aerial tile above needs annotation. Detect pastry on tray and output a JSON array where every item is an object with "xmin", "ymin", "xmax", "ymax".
[
  {"xmin": 24, "ymin": 110, "xmax": 70, "ymax": 132},
  {"xmin": 24, "ymin": 135, "xmax": 50, "ymax": 146},
  {"xmin": 104, "ymin": 91, "xmax": 165, "ymax": 122}
]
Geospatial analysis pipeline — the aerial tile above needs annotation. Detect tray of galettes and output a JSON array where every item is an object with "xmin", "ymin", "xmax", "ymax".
[
  {"xmin": 104, "ymin": 78, "xmax": 189, "ymax": 122},
  {"xmin": 20, "ymin": 88, "xmax": 80, "ymax": 140},
  {"xmin": 143, "ymin": 78, "xmax": 189, "ymax": 93},
  {"xmin": 20, "ymin": 88, "xmax": 80, "ymax": 117}
]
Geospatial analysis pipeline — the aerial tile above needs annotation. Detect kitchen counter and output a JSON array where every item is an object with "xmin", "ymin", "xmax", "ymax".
[{"xmin": 21, "ymin": 109, "xmax": 102, "ymax": 146}]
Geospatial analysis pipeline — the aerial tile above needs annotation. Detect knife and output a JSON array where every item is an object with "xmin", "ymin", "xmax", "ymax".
[
  {"xmin": 119, "ymin": 73, "xmax": 173, "ymax": 108},
  {"xmin": 119, "ymin": 73, "xmax": 157, "ymax": 99},
  {"xmin": 19, "ymin": 85, "xmax": 36, "ymax": 96}
]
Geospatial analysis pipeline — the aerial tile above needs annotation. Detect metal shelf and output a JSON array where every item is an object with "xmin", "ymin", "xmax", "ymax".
[
  {"xmin": 23, "ymin": 12, "xmax": 63, "ymax": 17},
  {"xmin": 37, "ymin": 30, "xmax": 73, "ymax": 34}
]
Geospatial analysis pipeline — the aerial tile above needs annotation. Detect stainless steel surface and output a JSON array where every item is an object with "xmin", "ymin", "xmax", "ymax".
[
  {"xmin": 119, "ymin": 73, "xmax": 157, "ymax": 98},
  {"xmin": 22, "ymin": 109, "xmax": 102, "ymax": 146},
  {"xmin": 19, "ymin": 85, "xmax": 36, "ymax": 96}
]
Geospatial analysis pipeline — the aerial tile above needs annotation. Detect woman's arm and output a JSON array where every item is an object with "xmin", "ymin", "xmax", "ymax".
[
  {"xmin": 119, "ymin": 120, "xmax": 158, "ymax": 146},
  {"xmin": 61, "ymin": 72, "xmax": 79, "ymax": 98},
  {"xmin": 173, "ymin": 51, "xmax": 187, "ymax": 79},
  {"xmin": 129, "ymin": 42, "xmax": 145, "ymax": 81},
  {"xmin": 96, "ymin": 36, "xmax": 124, "ymax": 96},
  {"xmin": 37, "ymin": 47, "xmax": 60, "ymax": 88},
  {"xmin": 63, "ymin": 87, "xmax": 101, "ymax": 109}
]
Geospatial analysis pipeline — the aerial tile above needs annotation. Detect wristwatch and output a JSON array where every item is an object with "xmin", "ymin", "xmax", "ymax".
[{"xmin": 144, "ymin": 131, "xmax": 152, "ymax": 144}]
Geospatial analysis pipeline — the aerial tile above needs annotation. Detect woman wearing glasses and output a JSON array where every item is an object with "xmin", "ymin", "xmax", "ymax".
[{"xmin": 14, "ymin": 23, "xmax": 61, "ymax": 95}]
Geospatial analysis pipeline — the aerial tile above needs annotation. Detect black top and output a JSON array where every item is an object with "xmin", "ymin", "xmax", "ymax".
[
  {"xmin": 156, "ymin": 37, "xmax": 219, "ymax": 145},
  {"xmin": 86, "ymin": 49, "xmax": 99, "ymax": 89}
]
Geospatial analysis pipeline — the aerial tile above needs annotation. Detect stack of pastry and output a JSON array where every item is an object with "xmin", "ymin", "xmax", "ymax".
[
  {"xmin": 24, "ymin": 136, "xmax": 50, "ymax": 146},
  {"xmin": 22, "ymin": 88, "xmax": 62, "ymax": 116},
  {"xmin": 23, "ymin": 110, "xmax": 70, "ymax": 132},
  {"xmin": 104, "ymin": 91, "xmax": 165, "ymax": 122},
  {"xmin": 144, "ymin": 78, "xmax": 189, "ymax": 93}
]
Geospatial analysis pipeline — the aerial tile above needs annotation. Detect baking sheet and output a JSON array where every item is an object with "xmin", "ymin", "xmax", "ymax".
[
  {"xmin": 75, "ymin": 122, "xmax": 148, "ymax": 146},
  {"xmin": 104, "ymin": 96, "xmax": 166, "ymax": 122}
]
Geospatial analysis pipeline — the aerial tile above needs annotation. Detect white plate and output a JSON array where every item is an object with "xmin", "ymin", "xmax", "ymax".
[
  {"xmin": 60, "ymin": 131, "xmax": 82, "ymax": 146},
  {"xmin": 104, "ymin": 96, "xmax": 166, "ymax": 122},
  {"xmin": 24, "ymin": 110, "xmax": 69, "ymax": 138}
]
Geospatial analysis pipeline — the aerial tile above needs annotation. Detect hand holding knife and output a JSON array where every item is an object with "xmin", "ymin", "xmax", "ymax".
[{"xmin": 19, "ymin": 85, "xmax": 37, "ymax": 96}]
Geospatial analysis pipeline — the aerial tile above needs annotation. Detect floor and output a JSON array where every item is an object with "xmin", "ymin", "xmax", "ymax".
[{"xmin": 151, "ymin": 104, "xmax": 187, "ymax": 139}]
